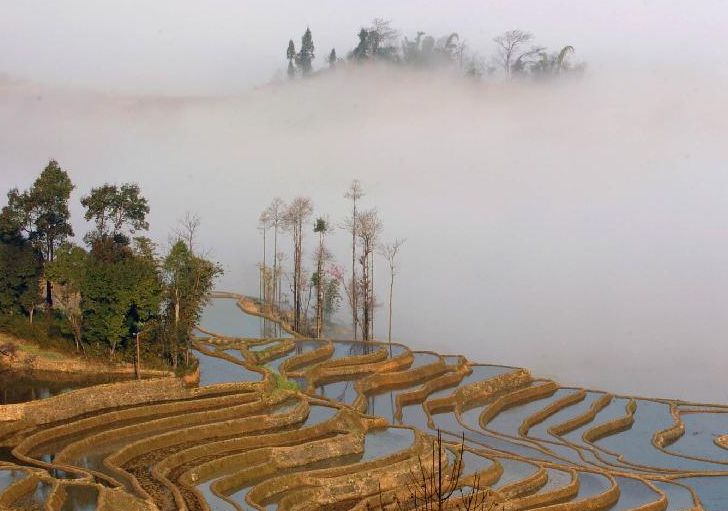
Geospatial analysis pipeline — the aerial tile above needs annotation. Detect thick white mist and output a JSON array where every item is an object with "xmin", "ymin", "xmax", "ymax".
[{"xmin": 2, "ymin": 65, "xmax": 727, "ymax": 402}]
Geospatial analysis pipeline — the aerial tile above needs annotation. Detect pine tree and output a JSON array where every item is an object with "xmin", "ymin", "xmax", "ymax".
[
  {"xmin": 297, "ymin": 27, "xmax": 315, "ymax": 75},
  {"xmin": 353, "ymin": 28, "xmax": 369, "ymax": 60},
  {"xmin": 286, "ymin": 40, "xmax": 296, "ymax": 79}
]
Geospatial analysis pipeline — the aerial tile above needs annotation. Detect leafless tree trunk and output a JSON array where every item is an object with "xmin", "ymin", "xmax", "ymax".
[
  {"xmin": 284, "ymin": 197, "xmax": 313, "ymax": 333},
  {"xmin": 258, "ymin": 208, "xmax": 271, "ymax": 305},
  {"xmin": 379, "ymin": 239, "xmax": 405, "ymax": 353},
  {"xmin": 344, "ymin": 180, "xmax": 364, "ymax": 340},
  {"xmin": 50, "ymin": 282, "xmax": 84, "ymax": 351},
  {"xmin": 356, "ymin": 209, "xmax": 381, "ymax": 341},
  {"xmin": 135, "ymin": 331, "xmax": 141, "ymax": 379},
  {"xmin": 360, "ymin": 253, "xmax": 370, "ymax": 341},
  {"xmin": 176, "ymin": 211, "xmax": 200, "ymax": 254},
  {"xmin": 370, "ymin": 251, "xmax": 375, "ymax": 338},
  {"xmin": 316, "ymin": 246, "xmax": 324, "ymax": 337},
  {"xmin": 493, "ymin": 29, "xmax": 532, "ymax": 79},
  {"xmin": 264, "ymin": 198, "xmax": 286, "ymax": 311}
]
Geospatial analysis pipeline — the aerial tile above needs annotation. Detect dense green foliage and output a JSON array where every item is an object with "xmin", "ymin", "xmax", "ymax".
[
  {"xmin": 1, "ymin": 160, "xmax": 74, "ymax": 308},
  {"xmin": 81, "ymin": 238, "xmax": 162, "ymax": 355},
  {"xmin": 1, "ymin": 161, "xmax": 222, "ymax": 367},
  {"xmin": 162, "ymin": 240, "xmax": 222, "ymax": 366},
  {"xmin": 81, "ymin": 183, "xmax": 149, "ymax": 245},
  {"xmin": 0, "ymin": 233, "xmax": 42, "ymax": 318}
]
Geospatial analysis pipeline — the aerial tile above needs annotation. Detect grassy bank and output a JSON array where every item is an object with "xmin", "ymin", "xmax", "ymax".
[{"xmin": 0, "ymin": 313, "xmax": 186, "ymax": 376}]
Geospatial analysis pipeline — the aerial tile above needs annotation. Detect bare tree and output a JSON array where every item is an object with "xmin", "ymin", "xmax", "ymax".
[
  {"xmin": 356, "ymin": 209, "xmax": 382, "ymax": 341},
  {"xmin": 368, "ymin": 431, "xmax": 503, "ymax": 511},
  {"xmin": 493, "ymin": 29, "xmax": 532, "ymax": 79},
  {"xmin": 379, "ymin": 239, "xmax": 405, "ymax": 352},
  {"xmin": 344, "ymin": 180, "xmax": 365, "ymax": 340},
  {"xmin": 176, "ymin": 211, "xmax": 201, "ymax": 255},
  {"xmin": 258, "ymin": 208, "xmax": 271, "ymax": 304},
  {"xmin": 284, "ymin": 197, "xmax": 314, "ymax": 333},
  {"xmin": 264, "ymin": 198, "xmax": 286, "ymax": 310},
  {"xmin": 369, "ymin": 17, "xmax": 399, "ymax": 53}
]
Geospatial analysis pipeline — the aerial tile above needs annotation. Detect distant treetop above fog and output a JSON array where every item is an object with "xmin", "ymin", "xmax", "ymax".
[{"xmin": 284, "ymin": 19, "xmax": 585, "ymax": 82}]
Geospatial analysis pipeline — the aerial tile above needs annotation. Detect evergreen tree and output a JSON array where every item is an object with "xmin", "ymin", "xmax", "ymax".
[
  {"xmin": 328, "ymin": 48, "xmax": 337, "ymax": 68},
  {"xmin": 286, "ymin": 40, "xmax": 297, "ymax": 79},
  {"xmin": 353, "ymin": 28, "xmax": 369, "ymax": 60},
  {"xmin": 297, "ymin": 27, "xmax": 315, "ymax": 75}
]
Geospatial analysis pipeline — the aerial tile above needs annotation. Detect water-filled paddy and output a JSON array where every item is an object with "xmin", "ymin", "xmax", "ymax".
[
  {"xmin": 490, "ymin": 457, "xmax": 538, "ymax": 489},
  {"xmin": 0, "ymin": 468, "xmax": 26, "ymax": 492},
  {"xmin": 678, "ymin": 475, "xmax": 728, "ymax": 511},
  {"xmin": 669, "ymin": 410, "xmax": 728, "ymax": 462},
  {"xmin": 193, "ymin": 349, "xmax": 263, "ymax": 386},
  {"xmin": 486, "ymin": 388, "xmax": 572, "ymax": 434},
  {"xmin": 2, "ymin": 299, "xmax": 727, "ymax": 509},
  {"xmin": 595, "ymin": 399, "xmax": 725, "ymax": 472},
  {"xmin": 609, "ymin": 476, "xmax": 660, "ymax": 510},
  {"xmin": 428, "ymin": 365, "xmax": 516, "ymax": 400},
  {"xmin": 198, "ymin": 298, "xmax": 290, "ymax": 338},
  {"xmin": 526, "ymin": 390, "xmax": 604, "ymax": 439},
  {"xmin": 570, "ymin": 472, "xmax": 612, "ymax": 500}
]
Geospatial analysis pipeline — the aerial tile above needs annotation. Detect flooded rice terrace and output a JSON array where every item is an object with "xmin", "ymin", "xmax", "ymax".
[{"xmin": 0, "ymin": 295, "xmax": 727, "ymax": 510}]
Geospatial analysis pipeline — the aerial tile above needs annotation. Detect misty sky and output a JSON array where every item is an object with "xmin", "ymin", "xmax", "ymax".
[
  {"xmin": 2, "ymin": 2, "xmax": 728, "ymax": 403},
  {"xmin": 2, "ymin": 1, "xmax": 728, "ymax": 94}
]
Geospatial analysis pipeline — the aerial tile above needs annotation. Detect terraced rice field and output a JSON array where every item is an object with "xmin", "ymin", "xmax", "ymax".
[{"xmin": 1, "ymin": 294, "xmax": 727, "ymax": 510}]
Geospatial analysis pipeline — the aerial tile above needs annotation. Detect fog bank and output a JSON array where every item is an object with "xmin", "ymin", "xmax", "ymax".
[{"xmin": 2, "ymin": 66, "xmax": 728, "ymax": 402}]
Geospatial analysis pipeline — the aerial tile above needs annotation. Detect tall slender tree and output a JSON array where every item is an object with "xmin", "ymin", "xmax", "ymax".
[
  {"xmin": 284, "ymin": 197, "xmax": 313, "ymax": 332},
  {"xmin": 356, "ymin": 209, "xmax": 381, "ymax": 341},
  {"xmin": 328, "ymin": 48, "xmax": 337, "ymax": 68},
  {"xmin": 379, "ymin": 239, "xmax": 405, "ymax": 352},
  {"xmin": 264, "ymin": 198, "xmax": 286, "ymax": 310},
  {"xmin": 313, "ymin": 217, "xmax": 330, "ymax": 338},
  {"xmin": 258, "ymin": 208, "xmax": 271, "ymax": 304},
  {"xmin": 344, "ymin": 180, "xmax": 364, "ymax": 340},
  {"xmin": 286, "ymin": 40, "xmax": 297, "ymax": 79}
]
